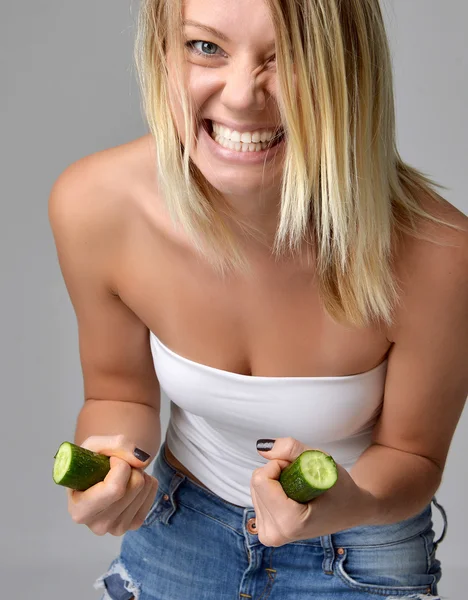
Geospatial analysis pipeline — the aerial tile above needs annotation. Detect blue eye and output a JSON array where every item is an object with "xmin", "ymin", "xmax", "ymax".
[{"xmin": 185, "ymin": 40, "xmax": 221, "ymax": 58}]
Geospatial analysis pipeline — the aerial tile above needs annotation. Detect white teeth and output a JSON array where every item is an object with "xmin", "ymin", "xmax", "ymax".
[
  {"xmin": 211, "ymin": 121, "xmax": 278, "ymax": 144},
  {"xmin": 213, "ymin": 133, "xmax": 271, "ymax": 152}
]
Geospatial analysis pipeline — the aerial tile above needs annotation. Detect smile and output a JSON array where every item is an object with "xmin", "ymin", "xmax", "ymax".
[{"xmin": 205, "ymin": 120, "xmax": 284, "ymax": 153}]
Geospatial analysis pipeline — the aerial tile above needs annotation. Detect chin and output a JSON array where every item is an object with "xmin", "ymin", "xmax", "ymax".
[{"xmin": 201, "ymin": 173, "xmax": 273, "ymax": 197}]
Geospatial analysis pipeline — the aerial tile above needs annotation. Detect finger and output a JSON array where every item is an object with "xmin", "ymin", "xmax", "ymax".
[
  {"xmin": 127, "ymin": 475, "xmax": 159, "ymax": 531},
  {"xmin": 86, "ymin": 467, "xmax": 147, "ymax": 531},
  {"xmin": 69, "ymin": 456, "xmax": 132, "ymax": 518},
  {"xmin": 250, "ymin": 484, "xmax": 264, "ymax": 535},
  {"xmin": 81, "ymin": 435, "xmax": 153, "ymax": 469},
  {"xmin": 252, "ymin": 459, "xmax": 290, "ymax": 488},
  {"xmin": 112, "ymin": 472, "xmax": 155, "ymax": 531},
  {"xmin": 256, "ymin": 437, "xmax": 314, "ymax": 463},
  {"xmin": 251, "ymin": 460, "xmax": 295, "ymax": 513},
  {"xmin": 251, "ymin": 477, "xmax": 292, "ymax": 547}
]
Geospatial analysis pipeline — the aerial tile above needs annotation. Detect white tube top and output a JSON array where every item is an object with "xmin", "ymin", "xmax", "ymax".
[{"xmin": 150, "ymin": 332, "xmax": 388, "ymax": 507}]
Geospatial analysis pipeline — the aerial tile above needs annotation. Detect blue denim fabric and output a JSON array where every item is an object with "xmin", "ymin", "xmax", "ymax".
[{"xmin": 94, "ymin": 442, "xmax": 446, "ymax": 600}]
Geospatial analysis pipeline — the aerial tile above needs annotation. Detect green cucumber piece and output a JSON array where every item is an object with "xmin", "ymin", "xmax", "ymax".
[
  {"xmin": 279, "ymin": 450, "xmax": 338, "ymax": 503},
  {"xmin": 53, "ymin": 441, "xmax": 111, "ymax": 491}
]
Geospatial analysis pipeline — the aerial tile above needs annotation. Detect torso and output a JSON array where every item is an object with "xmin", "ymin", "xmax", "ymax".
[{"xmin": 91, "ymin": 134, "xmax": 467, "ymax": 487}]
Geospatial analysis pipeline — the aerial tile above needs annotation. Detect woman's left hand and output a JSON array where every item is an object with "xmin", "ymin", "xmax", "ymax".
[{"xmin": 250, "ymin": 437, "xmax": 379, "ymax": 547}]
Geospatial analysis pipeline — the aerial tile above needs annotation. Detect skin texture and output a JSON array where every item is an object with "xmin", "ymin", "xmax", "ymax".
[
  {"xmin": 167, "ymin": 0, "xmax": 285, "ymax": 241},
  {"xmin": 49, "ymin": 0, "xmax": 468, "ymax": 544}
]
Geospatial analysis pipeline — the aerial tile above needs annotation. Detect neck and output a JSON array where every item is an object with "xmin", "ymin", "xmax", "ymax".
[
  {"xmin": 218, "ymin": 194, "xmax": 315, "ymax": 272},
  {"xmin": 219, "ymin": 187, "xmax": 282, "ymax": 250}
]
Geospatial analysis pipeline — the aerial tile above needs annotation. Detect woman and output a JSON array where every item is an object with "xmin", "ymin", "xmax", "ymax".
[{"xmin": 49, "ymin": 0, "xmax": 467, "ymax": 598}]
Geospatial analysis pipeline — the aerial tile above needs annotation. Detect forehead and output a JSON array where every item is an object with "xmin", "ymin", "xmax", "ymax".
[{"xmin": 182, "ymin": 0, "xmax": 275, "ymax": 43}]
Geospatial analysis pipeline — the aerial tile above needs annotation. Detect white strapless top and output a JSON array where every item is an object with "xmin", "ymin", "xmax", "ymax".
[{"xmin": 150, "ymin": 332, "xmax": 388, "ymax": 507}]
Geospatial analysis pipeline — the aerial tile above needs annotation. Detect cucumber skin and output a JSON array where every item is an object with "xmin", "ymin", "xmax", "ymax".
[
  {"xmin": 279, "ymin": 451, "xmax": 338, "ymax": 503},
  {"xmin": 53, "ymin": 442, "xmax": 111, "ymax": 491}
]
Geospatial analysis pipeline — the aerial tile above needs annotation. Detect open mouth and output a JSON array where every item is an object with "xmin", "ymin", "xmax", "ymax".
[{"xmin": 202, "ymin": 119, "xmax": 285, "ymax": 152}]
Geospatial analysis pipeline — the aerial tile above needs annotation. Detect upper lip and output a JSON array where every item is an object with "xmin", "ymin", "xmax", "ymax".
[{"xmin": 205, "ymin": 118, "xmax": 283, "ymax": 133}]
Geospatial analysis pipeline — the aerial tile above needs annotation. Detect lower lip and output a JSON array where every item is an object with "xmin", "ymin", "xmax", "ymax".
[{"xmin": 199, "ymin": 123, "xmax": 285, "ymax": 165}]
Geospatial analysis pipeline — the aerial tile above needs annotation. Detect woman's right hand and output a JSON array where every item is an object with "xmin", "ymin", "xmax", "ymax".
[{"xmin": 66, "ymin": 435, "xmax": 159, "ymax": 536}]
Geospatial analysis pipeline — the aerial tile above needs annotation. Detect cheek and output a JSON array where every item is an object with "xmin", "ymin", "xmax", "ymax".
[
  {"xmin": 167, "ymin": 66, "xmax": 218, "ymax": 135},
  {"xmin": 166, "ymin": 54, "xmax": 192, "ymax": 134},
  {"xmin": 166, "ymin": 81, "xmax": 184, "ymax": 137},
  {"xmin": 187, "ymin": 69, "xmax": 220, "ymax": 106}
]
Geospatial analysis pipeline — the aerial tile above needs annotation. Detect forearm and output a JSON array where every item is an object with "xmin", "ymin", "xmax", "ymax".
[
  {"xmin": 74, "ymin": 399, "xmax": 161, "ymax": 459},
  {"xmin": 350, "ymin": 443, "xmax": 443, "ymax": 525}
]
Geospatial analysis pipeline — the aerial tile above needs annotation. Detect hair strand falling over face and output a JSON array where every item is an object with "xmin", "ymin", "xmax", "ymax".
[{"xmin": 134, "ymin": 0, "xmax": 463, "ymax": 328}]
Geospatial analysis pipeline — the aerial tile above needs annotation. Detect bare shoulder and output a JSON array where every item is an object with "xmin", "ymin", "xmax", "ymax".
[
  {"xmin": 49, "ymin": 134, "xmax": 156, "ymax": 227},
  {"xmin": 389, "ymin": 191, "xmax": 468, "ymax": 340},
  {"xmin": 48, "ymin": 135, "xmax": 158, "ymax": 287},
  {"xmin": 48, "ymin": 136, "xmax": 162, "ymax": 409},
  {"xmin": 400, "ymin": 192, "xmax": 467, "ymax": 276}
]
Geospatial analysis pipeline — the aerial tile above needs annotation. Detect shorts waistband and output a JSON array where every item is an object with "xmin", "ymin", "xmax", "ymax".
[
  {"xmin": 151, "ymin": 442, "xmax": 447, "ymax": 549},
  {"xmin": 153, "ymin": 442, "xmax": 249, "ymax": 512}
]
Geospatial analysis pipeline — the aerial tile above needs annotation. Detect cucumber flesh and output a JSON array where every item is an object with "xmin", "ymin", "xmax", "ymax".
[
  {"xmin": 53, "ymin": 441, "xmax": 111, "ymax": 491},
  {"xmin": 279, "ymin": 450, "xmax": 338, "ymax": 503}
]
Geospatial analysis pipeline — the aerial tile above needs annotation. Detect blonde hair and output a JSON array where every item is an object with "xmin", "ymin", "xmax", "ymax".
[{"xmin": 134, "ymin": 0, "xmax": 462, "ymax": 328}]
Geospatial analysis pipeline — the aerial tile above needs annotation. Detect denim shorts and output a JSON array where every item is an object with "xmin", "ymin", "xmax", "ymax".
[{"xmin": 94, "ymin": 441, "xmax": 447, "ymax": 600}]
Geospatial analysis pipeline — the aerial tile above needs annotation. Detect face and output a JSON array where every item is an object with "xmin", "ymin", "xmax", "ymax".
[{"xmin": 167, "ymin": 0, "xmax": 285, "ymax": 200}]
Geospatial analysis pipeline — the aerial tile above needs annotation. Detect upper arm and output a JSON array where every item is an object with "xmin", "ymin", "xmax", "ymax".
[
  {"xmin": 373, "ymin": 223, "xmax": 468, "ymax": 471},
  {"xmin": 48, "ymin": 155, "xmax": 160, "ymax": 411}
]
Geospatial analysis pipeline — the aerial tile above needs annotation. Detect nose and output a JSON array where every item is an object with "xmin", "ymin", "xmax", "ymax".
[{"xmin": 219, "ymin": 62, "xmax": 267, "ymax": 113}]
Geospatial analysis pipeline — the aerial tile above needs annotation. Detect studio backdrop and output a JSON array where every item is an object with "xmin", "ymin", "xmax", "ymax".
[{"xmin": 0, "ymin": 1, "xmax": 466, "ymax": 598}]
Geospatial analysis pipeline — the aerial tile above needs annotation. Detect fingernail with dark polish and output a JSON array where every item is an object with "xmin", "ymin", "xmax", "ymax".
[
  {"xmin": 134, "ymin": 447, "xmax": 151, "ymax": 462},
  {"xmin": 256, "ymin": 439, "xmax": 276, "ymax": 452}
]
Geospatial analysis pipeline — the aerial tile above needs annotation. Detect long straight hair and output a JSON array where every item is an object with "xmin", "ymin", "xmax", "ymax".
[{"xmin": 134, "ymin": 0, "xmax": 462, "ymax": 327}]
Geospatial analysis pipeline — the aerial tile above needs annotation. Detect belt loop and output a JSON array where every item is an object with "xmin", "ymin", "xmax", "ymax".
[
  {"xmin": 169, "ymin": 470, "xmax": 185, "ymax": 498},
  {"xmin": 161, "ymin": 471, "xmax": 185, "ymax": 525},
  {"xmin": 432, "ymin": 496, "xmax": 448, "ymax": 548},
  {"xmin": 320, "ymin": 535, "xmax": 336, "ymax": 575}
]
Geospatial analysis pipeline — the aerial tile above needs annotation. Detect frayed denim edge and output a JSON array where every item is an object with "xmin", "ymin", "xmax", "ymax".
[{"xmin": 93, "ymin": 556, "xmax": 141, "ymax": 600}]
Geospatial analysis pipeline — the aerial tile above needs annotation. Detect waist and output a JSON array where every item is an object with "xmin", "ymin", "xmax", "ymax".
[
  {"xmin": 164, "ymin": 405, "xmax": 379, "ymax": 506},
  {"xmin": 164, "ymin": 439, "xmax": 209, "ymax": 491},
  {"xmin": 153, "ymin": 441, "xmax": 444, "ymax": 547}
]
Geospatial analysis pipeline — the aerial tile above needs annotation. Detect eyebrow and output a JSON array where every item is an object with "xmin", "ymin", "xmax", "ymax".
[
  {"xmin": 183, "ymin": 20, "xmax": 231, "ymax": 43},
  {"xmin": 183, "ymin": 20, "xmax": 276, "ymax": 51}
]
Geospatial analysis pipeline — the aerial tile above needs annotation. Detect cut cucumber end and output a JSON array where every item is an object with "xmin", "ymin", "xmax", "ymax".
[
  {"xmin": 53, "ymin": 442, "xmax": 73, "ymax": 484},
  {"xmin": 299, "ymin": 451, "xmax": 338, "ymax": 490},
  {"xmin": 279, "ymin": 449, "xmax": 339, "ymax": 503},
  {"xmin": 53, "ymin": 441, "xmax": 111, "ymax": 491}
]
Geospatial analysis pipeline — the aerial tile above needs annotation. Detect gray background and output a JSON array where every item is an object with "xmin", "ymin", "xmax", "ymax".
[{"xmin": 1, "ymin": 1, "xmax": 466, "ymax": 598}]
